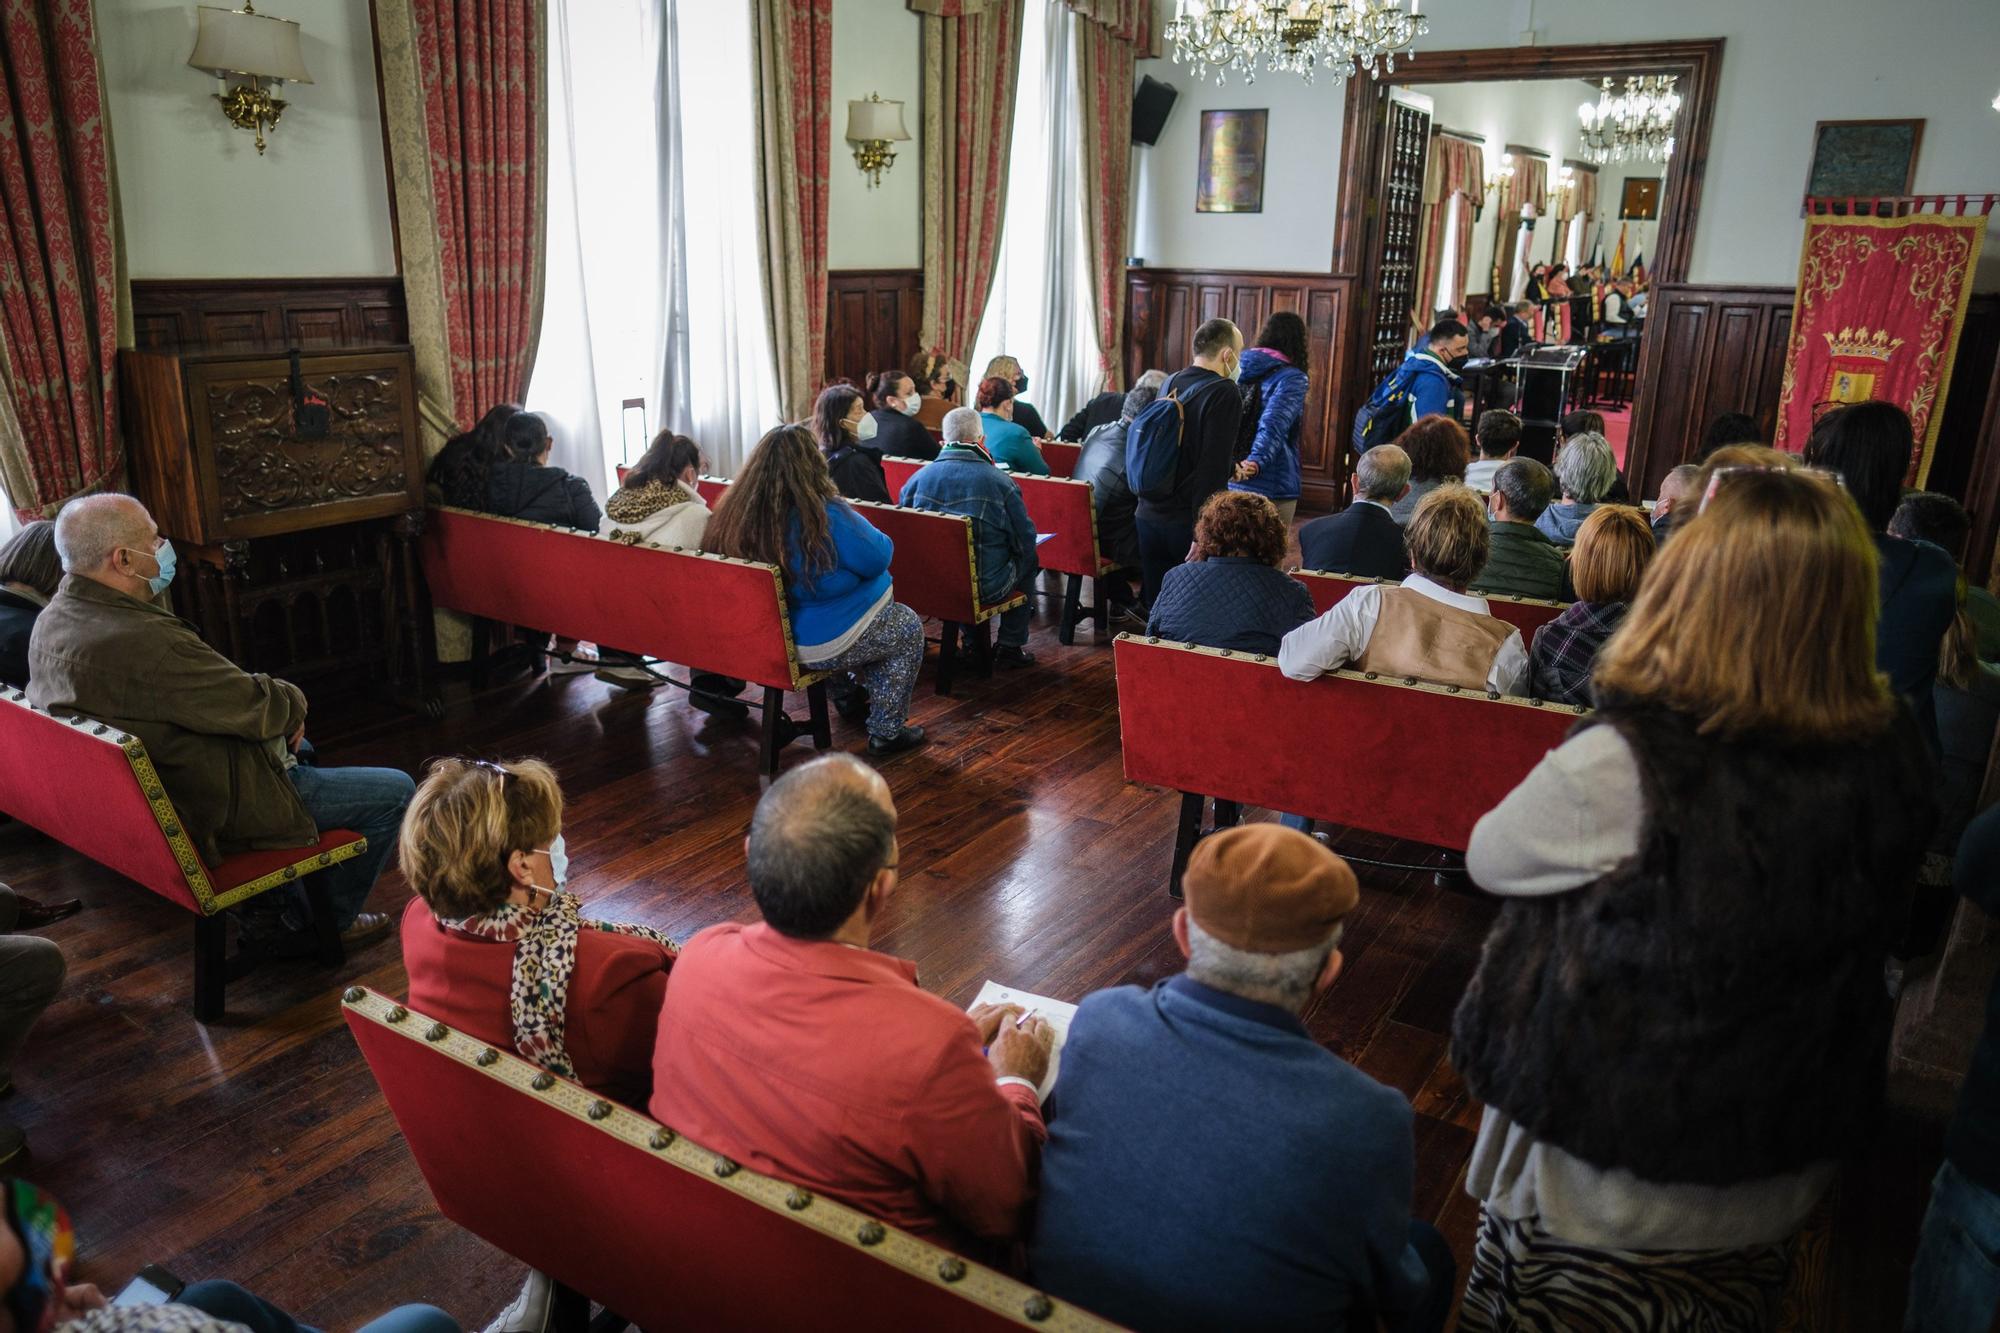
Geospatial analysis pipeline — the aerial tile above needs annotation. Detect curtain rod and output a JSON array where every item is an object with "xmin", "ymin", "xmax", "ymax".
[
  {"xmin": 1504, "ymin": 143, "xmax": 1552, "ymax": 160},
  {"xmin": 1436, "ymin": 127, "xmax": 1486, "ymax": 144}
]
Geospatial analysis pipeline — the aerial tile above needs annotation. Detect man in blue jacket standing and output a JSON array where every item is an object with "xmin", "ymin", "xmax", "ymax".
[
  {"xmin": 898, "ymin": 407, "xmax": 1040, "ymax": 669},
  {"xmin": 1354, "ymin": 318, "xmax": 1469, "ymax": 451}
]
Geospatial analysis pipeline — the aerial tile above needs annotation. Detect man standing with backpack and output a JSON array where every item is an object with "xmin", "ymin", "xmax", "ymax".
[
  {"xmin": 1127, "ymin": 318, "xmax": 1245, "ymax": 607},
  {"xmin": 1352, "ymin": 318, "xmax": 1469, "ymax": 453}
]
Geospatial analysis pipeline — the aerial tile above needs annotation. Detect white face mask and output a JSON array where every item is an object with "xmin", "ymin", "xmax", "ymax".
[
  {"xmin": 898, "ymin": 394, "xmax": 921, "ymax": 417},
  {"xmin": 853, "ymin": 413, "xmax": 879, "ymax": 442}
]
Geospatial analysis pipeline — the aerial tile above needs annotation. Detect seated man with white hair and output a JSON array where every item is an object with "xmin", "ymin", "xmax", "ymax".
[
  {"xmin": 896, "ymin": 406, "xmax": 1040, "ymax": 668},
  {"xmin": 27, "ymin": 494, "xmax": 414, "ymax": 956},
  {"xmin": 1535, "ymin": 431, "xmax": 1618, "ymax": 547},
  {"xmin": 1032, "ymin": 824, "xmax": 1455, "ymax": 1333}
]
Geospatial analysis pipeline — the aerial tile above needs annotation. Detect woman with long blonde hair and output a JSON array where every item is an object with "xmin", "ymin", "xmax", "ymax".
[
  {"xmin": 706, "ymin": 425, "xmax": 928, "ymax": 756},
  {"xmin": 1452, "ymin": 469, "xmax": 1936, "ymax": 1331}
]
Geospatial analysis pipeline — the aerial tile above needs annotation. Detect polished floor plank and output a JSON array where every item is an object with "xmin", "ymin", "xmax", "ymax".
[{"xmin": 0, "ymin": 595, "xmax": 1929, "ymax": 1330}]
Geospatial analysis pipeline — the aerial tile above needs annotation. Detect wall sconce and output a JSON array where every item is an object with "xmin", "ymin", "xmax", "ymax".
[
  {"xmin": 1481, "ymin": 152, "xmax": 1514, "ymax": 206},
  {"xmin": 187, "ymin": 3, "xmax": 313, "ymax": 156},
  {"xmin": 844, "ymin": 93, "xmax": 910, "ymax": 189},
  {"xmin": 1545, "ymin": 163, "xmax": 1574, "ymax": 213}
]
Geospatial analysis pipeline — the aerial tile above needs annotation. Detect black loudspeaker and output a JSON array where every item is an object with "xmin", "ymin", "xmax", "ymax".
[{"xmin": 1132, "ymin": 75, "xmax": 1178, "ymax": 146}]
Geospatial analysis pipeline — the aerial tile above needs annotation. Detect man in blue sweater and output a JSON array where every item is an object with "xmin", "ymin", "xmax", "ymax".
[
  {"xmin": 1354, "ymin": 319, "xmax": 1468, "ymax": 451},
  {"xmin": 1031, "ymin": 824, "xmax": 1454, "ymax": 1333}
]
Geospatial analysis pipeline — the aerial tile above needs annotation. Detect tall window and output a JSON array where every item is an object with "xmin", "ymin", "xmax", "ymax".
[
  {"xmin": 1565, "ymin": 214, "xmax": 1588, "ymax": 270},
  {"xmin": 969, "ymin": 2, "xmax": 1097, "ymax": 429},
  {"xmin": 529, "ymin": 0, "xmax": 780, "ymax": 494}
]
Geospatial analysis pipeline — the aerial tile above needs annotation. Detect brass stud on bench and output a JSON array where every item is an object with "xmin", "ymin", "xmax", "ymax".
[
  {"xmin": 1024, "ymin": 1294, "xmax": 1054, "ymax": 1321},
  {"xmin": 282, "ymin": 866, "xmax": 298, "ymax": 880},
  {"xmin": 425, "ymin": 1023, "xmax": 449, "ymax": 1042},
  {"xmin": 476, "ymin": 1048, "xmax": 500, "ymax": 1067},
  {"xmin": 587, "ymin": 1100, "xmax": 613, "ymax": 1121},
  {"xmin": 713, "ymin": 1157, "xmax": 740, "ymax": 1179},
  {"xmin": 937, "ymin": 1257, "xmax": 967, "ymax": 1283},
  {"xmin": 785, "ymin": 1188, "xmax": 812, "ymax": 1211},
  {"xmin": 856, "ymin": 1220, "xmax": 885, "ymax": 1246},
  {"xmin": 342, "ymin": 986, "xmax": 364, "ymax": 1003},
  {"xmin": 385, "ymin": 1005, "xmax": 408, "ymax": 1023},
  {"xmin": 531, "ymin": 1072, "xmax": 556, "ymax": 1091},
  {"xmin": 648, "ymin": 1129, "xmax": 675, "ymax": 1151}
]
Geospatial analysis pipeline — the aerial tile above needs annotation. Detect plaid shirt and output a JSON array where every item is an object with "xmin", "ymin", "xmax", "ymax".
[{"xmin": 1529, "ymin": 600, "xmax": 1628, "ymax": 706}]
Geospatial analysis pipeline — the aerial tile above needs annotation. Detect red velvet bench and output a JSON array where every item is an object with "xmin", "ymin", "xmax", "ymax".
[
  {"xmin": 1290, "ymin": 570, "xmax": 1569, "ymax": 652},
  {"xmin": 0, "ymin": 688, "xmax": 366, "ymax": 1021},
  {"xmin": 343, "ymin": 987, "xmax": 1127, "ymax": 1333},
  {"xmin": 692, "ymin": 478, "xmax": 1025, "ymax": 697},
  {"xmin": 1040, "ymin": 439, "xmax": 1080, "ymax": 479},
  {"xmin": 422, "ymin": 506, "xmax": 833, "ymax": 776},
  {"xmin": 1113, "ymin": 636, "xmax": 1585, "ymax": 894}
]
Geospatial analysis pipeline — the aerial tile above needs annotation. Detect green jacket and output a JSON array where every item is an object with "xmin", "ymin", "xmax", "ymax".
[
  {"xmin": 1474, "ymin": 520, "xmax": 1568, "ymax": 602},
  {"xmin": 27, "ymin": 574, "xmax": 315, "ymax": 864}
]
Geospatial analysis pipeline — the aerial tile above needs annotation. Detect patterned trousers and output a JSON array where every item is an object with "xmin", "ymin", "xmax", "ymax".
[{"xmin": 803, "ymin": 601, "xmax": 925, "ymax": 742}]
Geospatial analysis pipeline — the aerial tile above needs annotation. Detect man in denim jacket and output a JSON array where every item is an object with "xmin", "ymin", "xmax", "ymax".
[{"xmin": 898, "ymin": 407, "xmax": 1039, "ymax": 668}]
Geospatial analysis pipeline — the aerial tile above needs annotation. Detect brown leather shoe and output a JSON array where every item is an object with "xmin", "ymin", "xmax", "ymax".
[
  {"xmin": 14, "ymin": 897, "xmax": 82, "ymax": 930},
  {"xmin": 340, "ymin": 911, "xmax": 393, "ymax": 949}
]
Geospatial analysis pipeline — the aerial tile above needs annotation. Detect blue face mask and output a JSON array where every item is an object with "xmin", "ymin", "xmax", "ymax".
[
  {"xmin": 538, "ymin": 834, "xmax": 569, "ymax": 890},
  {"xmin": 124, "ymin": 541, "xmax": 176, "ymax": 595}
]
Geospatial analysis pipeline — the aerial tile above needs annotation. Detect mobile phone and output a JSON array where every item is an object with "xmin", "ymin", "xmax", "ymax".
[{"xmin": 113, "ymin": 1265, "xmax": 185, "ymax": 1307}]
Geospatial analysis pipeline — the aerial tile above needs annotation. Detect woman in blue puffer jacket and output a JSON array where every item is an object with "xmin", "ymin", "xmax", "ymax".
[{"xmin": 1227, "ymin": 311, "xmax": 1310, "ymax": 526}]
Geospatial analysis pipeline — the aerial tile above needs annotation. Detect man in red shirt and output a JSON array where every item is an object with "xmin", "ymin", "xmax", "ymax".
[{"xmin": 650, "ymin": 754, "xmax": 1053, "ymax": 1253}]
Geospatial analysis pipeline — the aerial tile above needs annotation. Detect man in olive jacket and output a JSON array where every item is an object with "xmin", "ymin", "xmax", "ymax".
[{"xmin": 27, "ymin": 495, "xmax": 411, "ymax": 953}]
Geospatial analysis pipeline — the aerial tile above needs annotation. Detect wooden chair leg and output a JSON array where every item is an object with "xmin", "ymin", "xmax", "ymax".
[
  {"xmin": 1059, "ymin": 574, "xmax": 1083, "ymax": 646},
  {"xmin": 806, "ymin": 681, "xmax": 832, "ymax": 750},
  {"xmin": 937, "ymin": 622, "xmax": 960, "ymax": 697},
  {"xmin": 758, "ymin": 686, "xmax": 786, "ymax": 776},
  {"xmin": 193, "ymin": 914, "xmax": 228, "ymax": 1023},
  {"xmin": 1169, "ymin": 792, "xmax": 1204, "ymax": 899},
  {"xmin": 971, "ymin": 619, "xmax": 994, "ymax": 676},
  {"xmin": 470, "ymin": 617, "xmax": 493, "ymax": 689},
  {"xmin": 1214, "ymin": 799, "xmax": 1241, "ymax": 831},
  {"xmin": 303, "ymin": 878, "xmax": 347, "ymax": 969}
]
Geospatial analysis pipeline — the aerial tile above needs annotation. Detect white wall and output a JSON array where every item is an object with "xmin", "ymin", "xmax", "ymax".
[
  {"xmin": 1132, "ymin": 0, "xmax": 2000, "ymax": 285},
  {"xmin": 98, "ymin": 0, "xmax": 396, "ymax": 279},
  {"xmin": 1127, "ymin": 62, "xmax": 1346, "ymax": 271},
  {"xmin": 826, "ymin": 0, "xmax": 922, "ymax": 269}
]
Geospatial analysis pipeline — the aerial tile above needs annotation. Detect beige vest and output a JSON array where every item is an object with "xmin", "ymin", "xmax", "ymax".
[{"xmin": 1354, "ymin": 586, "xmax": 1514, "ymax": 692}]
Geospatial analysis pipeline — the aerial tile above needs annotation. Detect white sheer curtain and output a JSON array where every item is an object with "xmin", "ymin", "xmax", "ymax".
[
  {"xmin": 528, "ymin": 0, "xmax": 780, "ymax": 494},
  {"xmin": 1435, "ymin": 203, "xmax": 1462, "ymax": 310},
  {"xmin": 969, "ymin": 2, "xmax": 1096, "ymax": 431}
]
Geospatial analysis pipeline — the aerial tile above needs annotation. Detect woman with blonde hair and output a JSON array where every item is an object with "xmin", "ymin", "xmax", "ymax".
[
  {"xmin": 1452, "ymin": 469, "xmax": 1936, "ymax": 1331},
  {"xmin": 980, "ymin": 354, "xmax": 1050, "ymax": 440},
  {"xmin": 1280, "ymin": 484, "xmax": 1529, "ymax": 695},
  {"xmin": 706, "ymin": 424, "xmax": 927, "ymax": 756},
  {"xmin": 1528, "ymin": 504, "xmax": 1655, "ymax": 706}
]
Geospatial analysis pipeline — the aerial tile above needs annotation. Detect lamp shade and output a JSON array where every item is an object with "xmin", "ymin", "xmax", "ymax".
[
  {"xmin": 188, "ymin": 6, "xmax": 313, "ymax": 83},
  {"xmin": 845, "ymin": 96, "xmax": 909, "ymax": 143}
]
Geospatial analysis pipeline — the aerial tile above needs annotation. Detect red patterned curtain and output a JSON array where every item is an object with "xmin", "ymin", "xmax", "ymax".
[
  {"xmin": 0, "ymin": 0, "xmax": 121, "ymax": 513},
  {"xmin": 1072, "ymin": 1, "xmax": 1154, "ymax": 391},
  {"xmin": 376, "ymin": 0, "xmax": 546, "ymax": 450},
  {"xmin": 911, "ymin": 0, "xmax": 1024, "ymax": 373},
  {"xmin": 754, "ymin": 0, "xmax": 832, "ymax": 421},
  {"xmin": 1411, "ymin": 133, "xmax": 1484, "ymax": 335}
]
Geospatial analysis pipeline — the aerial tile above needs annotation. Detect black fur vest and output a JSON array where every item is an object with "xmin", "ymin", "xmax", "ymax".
[{"xmin": 1451, "ymin": 699, "xmax": 1936, "ymax": 1185}]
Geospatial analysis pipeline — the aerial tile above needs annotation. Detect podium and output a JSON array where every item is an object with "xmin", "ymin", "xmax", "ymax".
[{"xmin": 1510, "ymin": 345, "xmax": 1589, "ymax": 464}]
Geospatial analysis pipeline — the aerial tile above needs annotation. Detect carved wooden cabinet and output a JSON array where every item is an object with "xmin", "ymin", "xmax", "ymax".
[{"xmin": 121, "ymin": 345, "xmax": 430, "ymax": 701}]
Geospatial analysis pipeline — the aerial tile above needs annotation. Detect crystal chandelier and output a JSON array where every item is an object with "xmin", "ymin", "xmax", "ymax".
[
  {"xmin": 1164, "ymin": 0, "xmax": 1430, "ymax": 86},
  {"xmin": 1577, "ymin": 75, "xmax": 1681, "ymax": 165}
]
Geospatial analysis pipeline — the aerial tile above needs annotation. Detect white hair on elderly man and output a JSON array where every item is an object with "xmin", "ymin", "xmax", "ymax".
[
  {"xmin": 941, "ymin": 406, "xmax": 983, "ymax": 444},
  {"xmin": 1185, "ymin": 917, "xmax": 1345, "ymax": 1013},
  {"xmin": 53, "ymin": 493, "xmax": 153, "ymax": 575}
]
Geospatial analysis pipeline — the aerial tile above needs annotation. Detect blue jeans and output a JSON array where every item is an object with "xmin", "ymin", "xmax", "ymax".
[
  {"xmin": 180, "ymin": 1280, "xmax": 459, "ymax": 1333},
  {"xmin": 1906, "ymin": 1160, "xmax": 2000, "ymax": 1331},
  {"xmin": 280, "ymin": 763, "xmax": 416, "ymax": 931},
  {"xmin": 983, "ymin": 552, "xmax": 1039, "ymax": 649}
]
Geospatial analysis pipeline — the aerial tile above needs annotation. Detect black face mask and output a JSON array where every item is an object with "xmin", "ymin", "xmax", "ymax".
[
  {"xmin": 1447, "ymin": 354, "xmax": 1472, "ymax": 372},
  {"xmin": 1014, "ymin": 373, "xmax": 1030, "ymax": 395}
]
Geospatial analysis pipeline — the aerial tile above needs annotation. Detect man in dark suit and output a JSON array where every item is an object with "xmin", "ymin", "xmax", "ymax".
[
  {"xmin": 1499, "ymin": 300, "xmax": 1535, "ymax": 359},
  {"xmin": 1297, "ymin": 445, "xmax": 1410, "ymax": 581}
]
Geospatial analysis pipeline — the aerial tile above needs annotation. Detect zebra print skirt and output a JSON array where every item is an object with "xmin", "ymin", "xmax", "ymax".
[{"xmin": 1459, "ymin": 1209, "xmax": 1794, "ymax": 1332}]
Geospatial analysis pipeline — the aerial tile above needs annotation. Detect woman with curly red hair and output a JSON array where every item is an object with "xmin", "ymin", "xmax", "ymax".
[{"xmin": 1145, "ymin": 490, "xmax": 1315, "ymax": 656}]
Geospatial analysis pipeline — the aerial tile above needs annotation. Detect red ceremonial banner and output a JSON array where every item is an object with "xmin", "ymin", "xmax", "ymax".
[{"xmin": 1774, "ymin": 213, "xmax": 1987, "ymax": 483}]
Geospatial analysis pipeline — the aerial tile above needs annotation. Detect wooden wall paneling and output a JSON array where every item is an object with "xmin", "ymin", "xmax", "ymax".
[
  {"xmin": 130, "ymin": 278, "xmax": 408, "ymax": 355},
  {"xmin": 1926, "ymin": 294, "xmax": 2000, "ymax": 503},
  {"xmin": 1124, "ymin": 267, "xmax": 1354, "ymax": 512},
  {"xmin": 824, "ymin": 269, "xmax": 923, "ymax": 388}
]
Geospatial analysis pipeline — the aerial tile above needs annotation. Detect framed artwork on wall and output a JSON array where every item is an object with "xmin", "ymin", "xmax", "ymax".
[
  {"xmin": 1196, "ymin": 109, "xmax": 1267, "ymax": 213},
  {"xmin": 1620, "ymin": 177, "xmax": 1661, "ymax": 220},
  {"xmin": 1804, "ymin": 119, "xmax": 1924, "ymax": 202}
]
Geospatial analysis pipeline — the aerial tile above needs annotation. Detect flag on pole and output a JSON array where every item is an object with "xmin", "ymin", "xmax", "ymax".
[
  {"xmin": 1629, "ymin": 248, "xmax": 1646, "ymax": 281},
  {"xmin": 1610, "ymin": 222, "xmax": 1628, "ymax": 278},
  {"xmin": 1588, "ymin": 222, "xmax": 1605, "ymax": 270}
]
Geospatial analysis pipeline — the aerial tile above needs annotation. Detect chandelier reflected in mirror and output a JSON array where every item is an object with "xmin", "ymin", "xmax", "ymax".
[
  {"xmin": 1577, "ymin": 75, "xmax": 1681, "ymax": 165},
  {"xmin": 1164, "ymin": 0, "xmax": 1430, "ymax": 85}
]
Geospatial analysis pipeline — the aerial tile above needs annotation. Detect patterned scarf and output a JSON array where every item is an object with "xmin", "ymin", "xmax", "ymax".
[{"xmin": 436, "ymin": 893, "xmax": 678, "ymax": 1077}]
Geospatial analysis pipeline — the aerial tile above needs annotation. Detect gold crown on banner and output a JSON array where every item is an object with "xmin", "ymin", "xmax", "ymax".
[{"xmin": 1822, "ymin": 326, "xmax": 1905, "ymax": 362}]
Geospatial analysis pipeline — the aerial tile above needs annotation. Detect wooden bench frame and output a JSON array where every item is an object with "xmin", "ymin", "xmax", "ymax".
[
  {"xmin": 423, "ymin": 506, "xmax": 833, "ymax": 776},
  {"xmin": 0, "ymin": 689, "xmax": 366, "ymax": 1020},
  {"xmin": 1112, "ymin": 636, "xmax": 1585, "ymax": 895},
  {"xmin": 1289, "ymin": 570, "xmax": 1569, "ymax": 650},
  {"xmin": 342, "ymin": 987, "xmax": 1125, "ymax": 1332}
]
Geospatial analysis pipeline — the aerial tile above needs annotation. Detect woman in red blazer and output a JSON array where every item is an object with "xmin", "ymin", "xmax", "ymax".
[{"xmin": 397, "ymin": 756, "xmax": 676, "ymax": 1108}]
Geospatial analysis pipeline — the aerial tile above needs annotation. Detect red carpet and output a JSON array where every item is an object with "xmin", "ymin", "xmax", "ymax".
[{"xmin": 1600, "ymin": 404, "xmax": 1631, "ymax": 469}]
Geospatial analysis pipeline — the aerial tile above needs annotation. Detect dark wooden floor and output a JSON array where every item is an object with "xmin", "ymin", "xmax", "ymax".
[{"xmin": 0, "ymin": 587, "xmax": 1943, "ymax": 1331}]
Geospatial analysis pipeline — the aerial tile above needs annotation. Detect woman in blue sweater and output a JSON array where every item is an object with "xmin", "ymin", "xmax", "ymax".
[
  {"xmin": 704, "ymin": 425, "xmax": 927, "ymax": 757},
  {"xmin": 974, "ymin": 376, "xmax": 1050, "ymax": 475}
]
